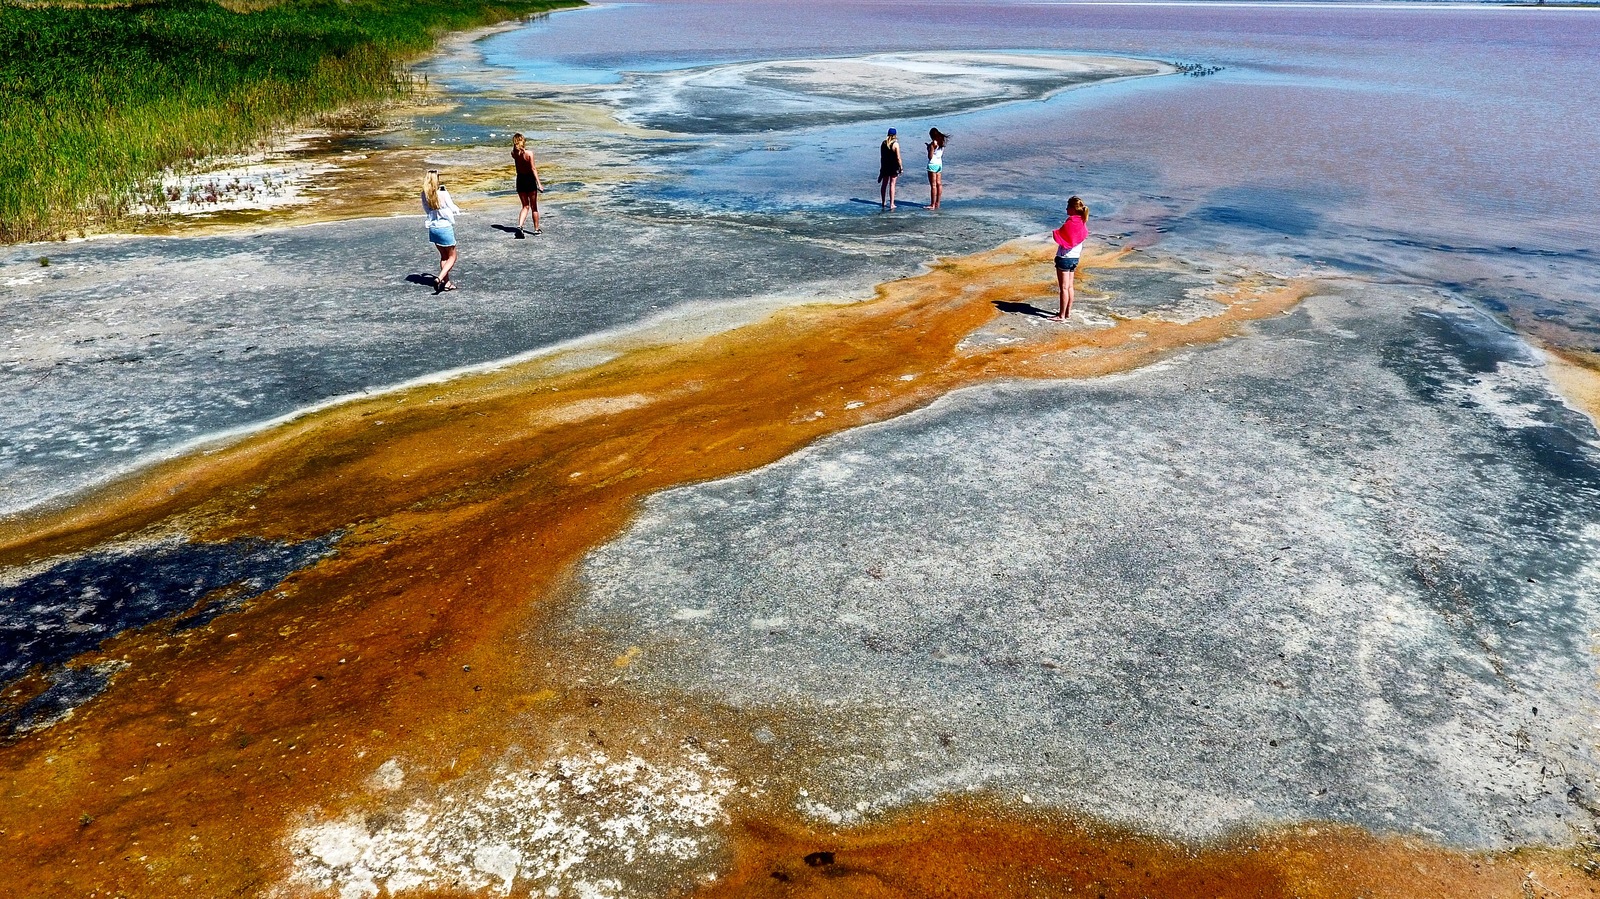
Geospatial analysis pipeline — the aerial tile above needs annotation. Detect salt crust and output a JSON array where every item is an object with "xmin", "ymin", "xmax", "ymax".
[
  {"xmin": 1449, "ymin": 358, "xmax": 1568, "ymax": 433},
  {"xmin": 618, "ymin": 51, "xmax": 1163, "ymax": 123},
  {"xmin": 280, "ymin": 749, "xmax": 734, "ymax": 899},
  {"xmin": 131, "ymin": 132, "xmax": 342, "ymax": 218}
]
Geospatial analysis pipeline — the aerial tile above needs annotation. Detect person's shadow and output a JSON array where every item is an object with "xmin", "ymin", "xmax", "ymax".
[
  {"xmin": 405, "ymin": 273, "xmax": 439, "ymax": 288},
  {"xmin": 849, "ymin": 198, "xmax": 928, "ymax": 210},
  {"xmin": 993, "ymin": 300, "xmax": 1052, "ymax": 318},
  {"xmin": 490, "ymin": 224, "xmax": 526, "ymax": 239}
]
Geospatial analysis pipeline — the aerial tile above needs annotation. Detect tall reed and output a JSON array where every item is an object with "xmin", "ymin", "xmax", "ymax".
[{"xmin": 0, "ymin": 0, "xmax": 581, "ymax": 243}]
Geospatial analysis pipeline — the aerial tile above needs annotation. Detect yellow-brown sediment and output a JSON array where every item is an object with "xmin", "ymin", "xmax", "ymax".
[{"xmin": 5, "ymin": 242, "xmax": 1576, "ymax": 897}]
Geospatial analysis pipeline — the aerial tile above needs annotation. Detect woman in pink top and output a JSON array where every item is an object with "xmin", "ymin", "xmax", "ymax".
[{"xmin": 1051, "ymin": 196, "xmax": 1090, "ymax": 320}]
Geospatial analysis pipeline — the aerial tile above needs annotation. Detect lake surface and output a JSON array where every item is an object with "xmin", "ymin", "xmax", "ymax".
[{"xmin": 479, "ymin": 0, "xmax": 1600, "ymax": 343}]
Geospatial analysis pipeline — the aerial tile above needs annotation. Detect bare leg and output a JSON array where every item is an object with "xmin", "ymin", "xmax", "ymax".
[
  {"xmin": 1051, "ymin": 268, "xmax": 1075, "ymax": 320},
  {"xmin": 516, "ymin": 195, "xmax": 530, "ymax": 231},
  {"xmin": 931, "ymin": 171, "xmax": 942, "ymax": 209},
  {"xmin": 437, "ymin": 245, "xmax": 458, "ymax": 289},
  {"xmin": 879, "ymin": 176, "xmax": 889, "ymax": 209},
  {"xmin": 888, "ymin": 175, "xmax": 897, "ymax": 210},
  {"xmin": 530, "ymin": 192, "xmax": 541, "ymax": 233}
]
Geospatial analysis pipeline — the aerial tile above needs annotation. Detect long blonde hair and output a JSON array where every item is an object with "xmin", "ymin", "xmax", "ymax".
[
  {"xmin": 512, "ymin": 133, "xmax": 526, "ymax": 151},
  {"xmin": 1067, "ymin": 195, "xmax": 1089, "ymax": 223},
  {"xmin": 422, "ymin": 170, "xmax": 441, "ymax": 211}
]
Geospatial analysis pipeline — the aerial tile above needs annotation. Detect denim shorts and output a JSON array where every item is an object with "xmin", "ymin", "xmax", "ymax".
[
  {"xmin": 1055, "ymin": 254, "xmax": 1079, "ymax": 272},
  {"xmin": 427, "ymin": 222, "xmax": 456, "ymax": 247}
]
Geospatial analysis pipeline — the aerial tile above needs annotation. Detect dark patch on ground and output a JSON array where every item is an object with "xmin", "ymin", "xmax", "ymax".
[
  {"xmin": 0, "ymin": 661, "xmax": 125, "ymax": 736},
  {"xmin": 0, "ymin": 533, "xmax": 340, "ymax": 688}
]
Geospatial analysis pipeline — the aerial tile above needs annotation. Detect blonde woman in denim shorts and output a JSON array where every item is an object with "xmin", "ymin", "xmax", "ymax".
[{"xmin": 422, "ymin": 170, "xmax": 461, "ymax": 292}]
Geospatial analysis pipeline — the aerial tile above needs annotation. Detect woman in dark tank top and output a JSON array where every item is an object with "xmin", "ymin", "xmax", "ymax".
[
  {"xmin": 877, "ymin": 127, "xmax": 903, "ymax": 210},
  {"xmin": 511, "ymin": 133, "xmax": 543, "ymax": 237}
]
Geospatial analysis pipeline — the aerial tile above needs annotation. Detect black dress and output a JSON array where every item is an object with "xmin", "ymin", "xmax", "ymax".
[
  {"xmin": 513, "ymin": 147, "xmax": 539, "ymax": 193},
  {"xmin": 878, "ymin": 139, "xmax": 902, "ymax": 180}
]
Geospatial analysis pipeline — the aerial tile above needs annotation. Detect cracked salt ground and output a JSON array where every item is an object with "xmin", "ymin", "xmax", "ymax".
[
  {"xmin": 566, "ymin": 280, "xmax": 1600, "ymax": 849},
  {"xmin": 281, "ymin": 749, "xmax": 736, "ymax": 899}
]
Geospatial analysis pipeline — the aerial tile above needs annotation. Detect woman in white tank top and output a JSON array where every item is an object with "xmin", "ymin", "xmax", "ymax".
[{"xmin": 926, "ymin": 128, "xmax": 947, "ymax": 210}]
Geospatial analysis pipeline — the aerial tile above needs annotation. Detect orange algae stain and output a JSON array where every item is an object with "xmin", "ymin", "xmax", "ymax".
[
  {"xmin": 1496, "ymin": 306, "xmax": 1600, "ymax": 429},
  {"xmin": 1541, "ymin": 344, "xmax": 1600, "ymax": 428},
  {"xmin": 706, "ymin": 804, "xmax": 1600, "ymax": 899},
  {"xmin": 0, "ymin": 240, "xmax": 1325, "ymax": 895}
]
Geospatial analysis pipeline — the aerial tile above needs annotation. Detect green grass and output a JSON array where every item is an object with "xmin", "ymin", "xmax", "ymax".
[{"xmin": 0, "ymin": 0, "xmax": 582, "ymax": 243}]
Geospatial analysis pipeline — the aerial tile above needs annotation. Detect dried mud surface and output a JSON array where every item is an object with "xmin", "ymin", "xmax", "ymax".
[{"xmin": 569, "ymin": 278, "xmax": 1600, "ymax": 854}]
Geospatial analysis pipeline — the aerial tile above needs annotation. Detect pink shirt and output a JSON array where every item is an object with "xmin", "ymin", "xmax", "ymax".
[{"xmin": 1053, "ymin": 215, "xmax": 1089, "ymax": 253}]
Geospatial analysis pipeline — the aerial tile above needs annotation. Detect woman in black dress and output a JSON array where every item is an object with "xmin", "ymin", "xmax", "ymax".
[{"xmin": 512, "ymin": 133, "xmax": 543, "ymax": 237}]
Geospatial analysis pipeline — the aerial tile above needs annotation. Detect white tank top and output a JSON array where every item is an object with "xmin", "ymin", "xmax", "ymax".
[{"xmin": 929, "ymin": 147, "xmax": 944, "ymax": 167}]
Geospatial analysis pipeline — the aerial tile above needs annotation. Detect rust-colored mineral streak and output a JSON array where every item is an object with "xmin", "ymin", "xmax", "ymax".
[{"xmin": 706, "ymin": 805, "xmax": 1597, "ymax": 898}]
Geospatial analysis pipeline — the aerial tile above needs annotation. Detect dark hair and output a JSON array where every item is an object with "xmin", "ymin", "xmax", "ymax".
[
  {"xmin": 1067, "ymin": 195, "xmax": 1089, "ymax": 223},
  {"xmin": 928, "ymin": 127, "xmax": 947, "ymax": 148}
]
